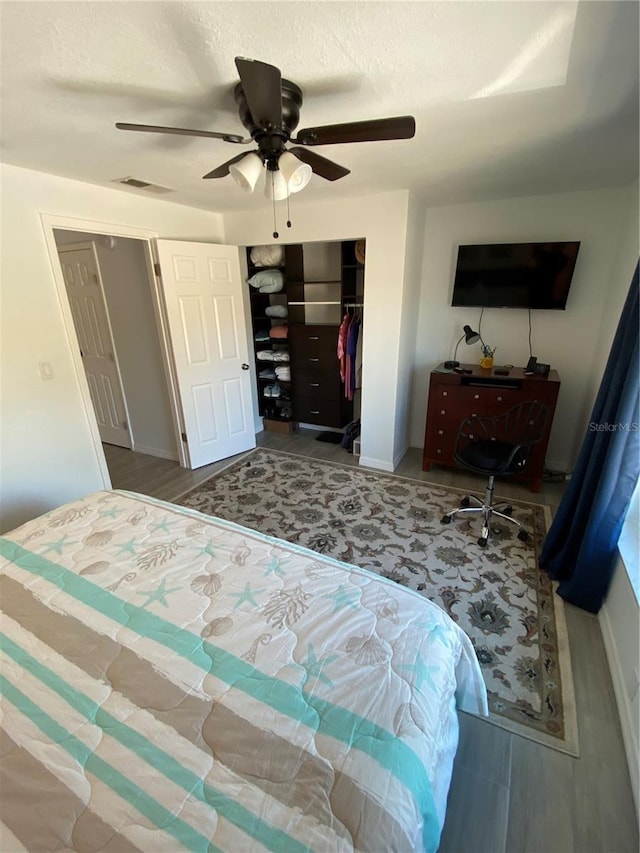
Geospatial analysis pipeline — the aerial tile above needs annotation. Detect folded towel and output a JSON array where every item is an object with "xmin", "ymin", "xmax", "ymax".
[
  {"xmin": 256, "ymin": 350, "xmax": 276, "ymax": 361},
  {"xmin": 265, "ymin": 305, "xmax": 288, "ymax": 318},
  {"xmin": 254, "ymin": 330, "xmax": 271, "ymax": 342},
  {"xmin": 247, "ymin": 270, "xmax": 284, "ymax": 294},
  {"xmin": 269, "ymin": 325, "xmax": 288, "ymax": 339},
  {"xmin": 250, "ymin": 245, "xmax": 284, "ymax": 267},
  {"xmin": 271, "ymin": 351, "xmax": 290, "ymax": 362}
]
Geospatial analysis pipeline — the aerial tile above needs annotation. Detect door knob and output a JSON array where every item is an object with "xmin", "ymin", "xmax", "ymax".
[{"xmin": 241, "ymin": 363, "xmax": 249, "ymax": 370}]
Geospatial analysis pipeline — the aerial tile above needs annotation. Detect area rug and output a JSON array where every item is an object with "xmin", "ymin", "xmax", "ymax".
[{"xmin": 176, "ymin": 447, "xmax": 578, "ymax": 754}]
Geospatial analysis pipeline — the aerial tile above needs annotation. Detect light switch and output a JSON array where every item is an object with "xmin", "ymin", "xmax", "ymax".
[{"xmin": 39, "ymin": 361, "xmax": 54, "ymax": 380}]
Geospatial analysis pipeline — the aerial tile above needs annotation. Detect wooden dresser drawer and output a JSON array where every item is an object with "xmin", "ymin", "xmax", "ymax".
[
  {"xmin": 289, "ymin": 325, "xmax": 337, "ymax": 357},
  {"xmin": 293, "ymin": 396, "xmax": 343, "ymax": 428},
  {"xmin": 292, "ymin": 368, "xmax": 341, "ymax": 400},
  {"xmin": 292, "ymin": 350, "xmax": 337, "ymax": 371}
]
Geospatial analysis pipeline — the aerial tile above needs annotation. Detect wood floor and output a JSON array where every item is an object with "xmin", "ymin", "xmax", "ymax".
[{"xmin": 104, "ymin": 432, "xmax": 639, "ymax": 853}]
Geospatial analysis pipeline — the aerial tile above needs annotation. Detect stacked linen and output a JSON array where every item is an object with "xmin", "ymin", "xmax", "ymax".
[
  {"xmin": 265, "ymin": 305, "xmax": 288, "ymax": 319},
  {"xmin": 256, "ymin": 351, "xmax": 290, "ymax": 363},
  {"xmin": 269, "ymin": 325, "xmax": 288, "ymax": 340},
  {"xmin": 249, "ymin": 244, "xmax": 284, "ymax": 267},
  {"xmin": 247, "ymin": 270, "xmax": 284, "ymax": 294},
  {"xmin": 275, "ymin": 366, "xmax": 291, "ymax": 381}
]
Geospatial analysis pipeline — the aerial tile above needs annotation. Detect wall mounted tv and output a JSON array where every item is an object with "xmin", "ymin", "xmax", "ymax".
[{"xmin": 451, "ymin": 241, "xmax": 581, "ymax": 309}]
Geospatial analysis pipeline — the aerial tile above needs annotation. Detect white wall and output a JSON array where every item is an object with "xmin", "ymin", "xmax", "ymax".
[
  {"xmin": 54, "ymin": 229, "xmax": 177, "ymax": 460},
  {"xmin": 394, "ymin": 192, "xmax": 425, "ymax": 466},
  {"xmin": 408, "ymin": 187, "xmax": 632, "ymax": 471},
  {"xmin": 600, "ymin": 557, "xmax": 640, "ymax": 814},
  {"xmin": 0, "ymin": 163, "xmax": 224, "ymax": 533},
  {"xmin": 223, "ymin": 190, "xmax": 411, "ymax": 472}
]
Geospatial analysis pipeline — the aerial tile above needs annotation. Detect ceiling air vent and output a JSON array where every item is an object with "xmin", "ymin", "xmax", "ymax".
[{"xmin": 112, "ymin": 177, "xmax": 173, "ymax": 194}]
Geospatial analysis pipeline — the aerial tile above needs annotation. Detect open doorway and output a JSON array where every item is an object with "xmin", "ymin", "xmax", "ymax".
[{"xmin": 53, "ymin": 228, "xmax": 179, "ymax": 480}]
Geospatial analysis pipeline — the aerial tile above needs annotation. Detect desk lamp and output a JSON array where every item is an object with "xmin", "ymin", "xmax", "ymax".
[{"xmin": 444, "ymin": 325, "xmax": 482, "ymax": 369}]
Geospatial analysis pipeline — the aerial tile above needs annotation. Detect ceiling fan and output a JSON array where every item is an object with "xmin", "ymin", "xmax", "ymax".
[{"xmin": 116, "ymin": 56, "xmax": 416, "ymax": 197}]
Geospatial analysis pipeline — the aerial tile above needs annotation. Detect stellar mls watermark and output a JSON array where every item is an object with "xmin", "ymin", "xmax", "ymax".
[{"xmin": 589, "ymin": 421, "xmax": 639, "ymax": 432}]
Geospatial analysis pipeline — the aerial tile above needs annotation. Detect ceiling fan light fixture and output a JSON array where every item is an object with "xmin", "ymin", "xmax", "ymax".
[
  {"xmin": 229, "ymin": 152, "xmax": 263, "ymax": 193},
  {"xmin": 279, "ymin": 151, "xmax": 312, "ymax": 194},
  {"xmin": 264, "ymin": 167, "xmax": 289, "ymax": 201}
]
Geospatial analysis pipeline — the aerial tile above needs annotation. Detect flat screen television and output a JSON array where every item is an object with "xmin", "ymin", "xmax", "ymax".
[{"xmin": 451, "ymin": 241, "xmax": 580, "ymax": 309}]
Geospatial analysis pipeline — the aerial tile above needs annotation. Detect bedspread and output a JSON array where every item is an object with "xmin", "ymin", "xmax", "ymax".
[{"xmin": 0, "ymin": 490, "xmax": 487, "ymax": 852}]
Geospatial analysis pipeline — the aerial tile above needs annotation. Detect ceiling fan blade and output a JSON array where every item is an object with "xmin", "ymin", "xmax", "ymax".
[
  {"xmin": 234, "ymin": 57, "xmax": 282, "ymax": 128},
  {"xmin": 293, "ymin": 115, "xmax": 416, "ymax": 146},
  {"xmin": 116, "ymin": 122, "xmax": 248, "ymax": 144},
  {"xmin": 289, "ymin": 147, "xmax": 350, "ymax": 182},
  {"xmin": 202, "ymin": 152, "xmax": 255, "ymax": 179}
]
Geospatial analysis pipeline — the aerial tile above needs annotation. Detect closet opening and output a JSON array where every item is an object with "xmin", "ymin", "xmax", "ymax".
[{"xmin": 245, "ymin": 238, "xmax": 365, "ymax": 457}]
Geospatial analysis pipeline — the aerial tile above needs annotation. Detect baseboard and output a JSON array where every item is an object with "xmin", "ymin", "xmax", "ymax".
[
  {"xmin": 393, "ymin": 444, "xmax": 409, "ymax": 471},
  {"xmin": 545, "ymin": 458, "xmax": 570, "ymax": 475},
  {"xmin": 131, "ymin": 443, "xmax": 178, "ymax": 462},
  {"xmin": 359, "ymin": 455, "xmax": 394, "ymax": 472},
  {"xmin": 599, "ymin": 602, "xmax": 640, "ymax": 816}
]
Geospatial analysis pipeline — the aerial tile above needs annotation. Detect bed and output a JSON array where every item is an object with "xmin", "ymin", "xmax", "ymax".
[{"xmin": 0, "ymin": 489, "xmax": 487, "ymax": 853}]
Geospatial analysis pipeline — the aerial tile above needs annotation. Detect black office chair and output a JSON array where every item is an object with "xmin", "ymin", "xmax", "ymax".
[{"xmin": 441, "ymin": 400, "xmax": 550, "ymax": 547}]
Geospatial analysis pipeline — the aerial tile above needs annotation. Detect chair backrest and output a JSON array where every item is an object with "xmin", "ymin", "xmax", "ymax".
[{"xmin": 455, "ymin": 400, "xmax": 550, "ymax": 475}]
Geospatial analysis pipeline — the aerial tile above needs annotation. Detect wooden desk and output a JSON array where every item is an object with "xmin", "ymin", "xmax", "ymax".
[{"xmin": 422, "ymin": 363, "xmax": 560, "ymax": 492}]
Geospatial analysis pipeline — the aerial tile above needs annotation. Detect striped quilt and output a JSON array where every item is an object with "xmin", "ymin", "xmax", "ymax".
[{"xmin": 0, "ymin": 490, "xmax": 487, "ymax": 852}]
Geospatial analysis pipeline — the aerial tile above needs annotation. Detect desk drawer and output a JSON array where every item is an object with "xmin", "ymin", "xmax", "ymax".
[{"xmin": 430, "ymin": 385, "xmax": 532, "ymax": 413}]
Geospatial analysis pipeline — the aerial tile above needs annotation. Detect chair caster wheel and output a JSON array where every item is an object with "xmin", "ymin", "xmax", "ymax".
[
  {"xmin": 517, "ymin": 529, "xmax": 529, "ymax": 542},
  {"xmin": 460, "ymin": 496, "xmax": 470, "ymax": 508},
  {"xmin": 503, "ymin": 505, "xmax": 512, "ymax": 516},
  {"xmin": 441, "ymin": 515, "xmax": 452, "ymax": 524},
  {"xmin": 477, "ymin": 537, "xmax": 488, "ymax": 548}
]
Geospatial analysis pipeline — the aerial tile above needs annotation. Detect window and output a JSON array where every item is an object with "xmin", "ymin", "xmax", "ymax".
[{"xmin": 618, "ymin": 476, "xmax": 640, "ymax": 602}]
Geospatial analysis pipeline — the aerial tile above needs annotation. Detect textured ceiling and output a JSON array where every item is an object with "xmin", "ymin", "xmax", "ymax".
[{"xmin": 1, "ymin": 1, "xmax": 638, "ymax": 213}]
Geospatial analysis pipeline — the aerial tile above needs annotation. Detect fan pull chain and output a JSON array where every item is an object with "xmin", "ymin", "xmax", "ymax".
[
  {"xmin": 286, "ymin": 193, "xmax": 292, "ymax": 229},
  {"xmin": 271, "ymin": 172, "xmax": 279, "ymax": 239}
]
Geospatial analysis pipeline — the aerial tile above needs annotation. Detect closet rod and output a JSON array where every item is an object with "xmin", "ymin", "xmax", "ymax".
[
  {"xmin": 345, "ymin": 302, "xmax": 364, "ymax": 309},
  {"xmin": 288, "ymin": 301, "xmax": 341, "ymax": 306}
]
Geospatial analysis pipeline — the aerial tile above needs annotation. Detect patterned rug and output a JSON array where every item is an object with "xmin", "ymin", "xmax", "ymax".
[{"xmin": 176, "ymin": 448, "xmax": 578, "ymax": 754}]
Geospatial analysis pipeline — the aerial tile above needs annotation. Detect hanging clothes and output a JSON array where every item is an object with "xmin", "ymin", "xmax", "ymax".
[
  {"xmin": 355, "ymin": 318, "xmax": 363, "ymax": 391},
  {"xmin": 345, "ymin": 316, "xmax": 361, "ymax": 400},
  {"xmin": 337, "ymin": 313, "xmax": 352, "ymax": 383}
]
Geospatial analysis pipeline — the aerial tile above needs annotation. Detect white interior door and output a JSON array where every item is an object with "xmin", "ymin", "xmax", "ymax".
[
  {"xmin": 155, "ymin": 239, "xmax": 256, "ymax": 469},
  {"xmin": 58, "ymin": 244, "xmax": 132, "ymax": 448}
]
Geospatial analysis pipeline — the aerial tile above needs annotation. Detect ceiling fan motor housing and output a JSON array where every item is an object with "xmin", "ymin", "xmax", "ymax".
[{"xmin": 234, "ymin": 79, "xmax": 303, "ymax": 165}]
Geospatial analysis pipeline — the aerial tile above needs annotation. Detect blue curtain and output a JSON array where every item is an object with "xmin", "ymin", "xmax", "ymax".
[{"xmin": 539, "ymin": 263, "xmax": 639, "ymax": 613}]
